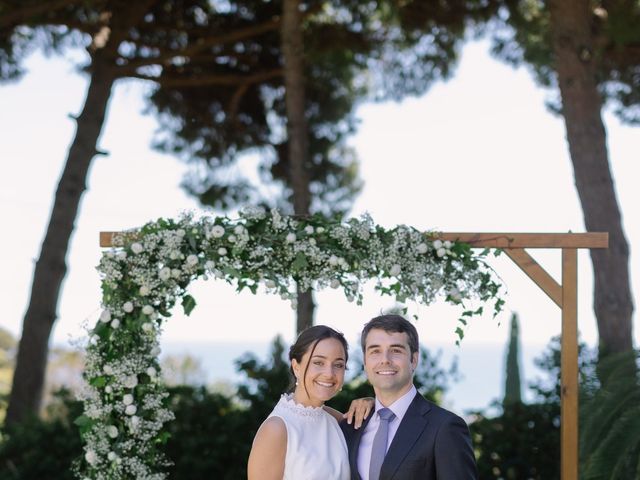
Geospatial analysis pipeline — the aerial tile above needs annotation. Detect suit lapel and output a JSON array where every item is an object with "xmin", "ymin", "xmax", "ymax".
[{"xmin": 379, "ymin": 394, "xmax": 431, "ymax": 480}]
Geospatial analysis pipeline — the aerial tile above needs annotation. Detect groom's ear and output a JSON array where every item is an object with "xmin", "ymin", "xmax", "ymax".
[{"xmin": 411, "ymin": 351, "xmax": 419, "ymax": 370}]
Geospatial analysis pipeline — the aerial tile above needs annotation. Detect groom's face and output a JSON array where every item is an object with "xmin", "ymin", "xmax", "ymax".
[{"xmin": 363, "ymin": 328, "xmax": 418, "ymax": 401}]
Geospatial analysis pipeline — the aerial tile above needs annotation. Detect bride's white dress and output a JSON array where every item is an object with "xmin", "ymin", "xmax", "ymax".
[{"xmin": 267, "ymin": 393, "xmax": 350, "ymax": 480}]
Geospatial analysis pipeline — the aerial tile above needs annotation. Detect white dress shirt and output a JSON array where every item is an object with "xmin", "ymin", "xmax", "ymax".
[{"xmin": 357, "ymin": 385, "xmax": 418, "ymax": 480}]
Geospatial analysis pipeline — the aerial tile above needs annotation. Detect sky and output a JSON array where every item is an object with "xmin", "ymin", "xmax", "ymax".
[{"xmin": 1, "ymin": 40, "xmax": 638, "ymax": 411}]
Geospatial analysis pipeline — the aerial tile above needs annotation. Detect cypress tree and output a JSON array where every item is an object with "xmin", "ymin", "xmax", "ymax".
[{"xmin": 504, "ymin": 312, "xmax": 523, "ymax": 406}]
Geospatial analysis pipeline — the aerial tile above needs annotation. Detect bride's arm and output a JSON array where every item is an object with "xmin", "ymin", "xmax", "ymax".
[
  {"xmin": 247, "ymin": 417, "xmax": 287, "ymax": 480},
  {"xmin": 323, "ymin": 397, "xmax": 374, "ymax": 429}
]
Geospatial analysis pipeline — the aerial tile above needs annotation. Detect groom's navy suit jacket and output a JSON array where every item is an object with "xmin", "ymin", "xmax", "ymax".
[{"xmin": 340, "ymin": 393, "xmax": 478, "ymax": 480}]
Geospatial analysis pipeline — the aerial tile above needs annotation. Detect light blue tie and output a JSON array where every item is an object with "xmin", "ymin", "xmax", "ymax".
[{"xmin": 369, "ymin": 408, "xmax": 396, "ymax": 480}]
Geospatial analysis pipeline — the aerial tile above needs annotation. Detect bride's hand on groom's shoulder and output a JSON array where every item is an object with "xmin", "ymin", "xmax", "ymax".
[{"xmin": 343, "ymin": 397, "xmax": 374, "ymax": 429}]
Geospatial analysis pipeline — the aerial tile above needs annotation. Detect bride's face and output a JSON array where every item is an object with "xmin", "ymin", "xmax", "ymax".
[{"xmin": 292, "ymin": 337, "xmax": 347, "ymax": 407}]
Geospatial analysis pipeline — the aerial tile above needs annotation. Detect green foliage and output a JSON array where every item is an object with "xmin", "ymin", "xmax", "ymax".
[
  {"xmin": 580, "ymin": 350, "xmax": 640, "ymax": 480},
  {"xmin": 470, "ymin": 335, "xmax": 598, "ymax": 479},
  {"xmin": 472, "ymin": 401, "xmax": 560, "ymax": 479},
  {"xmin": 0, "ymin": 390, "xmax": 83, "ymax": 480},
  {"xmin": 162, "ymin": 386, "xmax": 254, "ymax": 480},
  {"xmin": 147, "ymin": 0, "xmax": 501, "ymax": 216},
  {"xmin": 492, "ymin": 0, "xmax": 640, "ymax": 123}
]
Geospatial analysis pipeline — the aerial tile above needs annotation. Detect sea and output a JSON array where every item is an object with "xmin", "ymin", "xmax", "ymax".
[{"xmin": 160, "ymin": 340, "xmax": 554, "ymax": 416}]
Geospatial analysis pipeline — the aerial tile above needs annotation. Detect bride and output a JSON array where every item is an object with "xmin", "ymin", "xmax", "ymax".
[{"xmin": 247, "ymin": 325, "xmax": 371, "ymax": 479}]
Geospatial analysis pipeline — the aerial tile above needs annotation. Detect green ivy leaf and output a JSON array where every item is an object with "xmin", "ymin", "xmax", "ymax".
[
  {"xmin": 74, "ymin": 415, "xmax": 95, "ymax": 434},
  {"xmin": 291, "ymin": 252, "xmax": 308, "ymax": 271},
  {"xmin": 182, "ymin": 295, "xmax": 197, "ymax": 316},
  {"xmin": 90, "ymin": 376, "xmax": 107, "ymax": 387}
]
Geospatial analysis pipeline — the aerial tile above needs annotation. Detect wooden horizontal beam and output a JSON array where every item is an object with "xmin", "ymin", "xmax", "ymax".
[
  {"xmin": 435, "ymin": 232, "xmax": 608, "ymax": 249},
  {"xmin": 100, "ymin": 231, "xmax": 136, "ymax": 247},
  {"xmin": 100, "ymin": 230, "xmax": 609, "ymax": 249}
]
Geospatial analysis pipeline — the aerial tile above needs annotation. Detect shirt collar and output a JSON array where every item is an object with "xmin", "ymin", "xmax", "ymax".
[{"xmin": 374, "ymin": 385, "xmax": 417, "ymax": 422}]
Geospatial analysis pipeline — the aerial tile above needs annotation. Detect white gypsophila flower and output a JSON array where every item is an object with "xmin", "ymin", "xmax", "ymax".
[
  {"xmin": 211, "ymin": 225, "xmax": 225, "ymax": 238},
  {"xmin": 177, "ymin": 229, "xmax": 186, "ymax": 237},
  {"xmin": 436, "ymin": 248, "xmax": 446, "ymax": 258},
  {"xmin": 228, "ymin": 235, "xmax": 236, "ymax": 243},
  {"xmin": 151, "ymin": 346, "xmax": 161, "ymax": 356},
  {"xmin": 444, "ymin": 240, "xmax": 452, "ymax": 249},
  {"xmin": 432, "ymin": 239, "xmax": 443, "ymax": 250},
  {"xmin": 123, "ymin": 301, "xmax": 134, "ymax": 313},
  {"xmin": 139, "ymin": 285, "xmax": 151, "ymax": 296},
  {"xmin": 328, "ymin": 255, "xmax": 339, "ymax": 266},
  {"xmin": 105, "ymin": 385, "xmax": 113, "ymax": 393},
  {"xmin": 108, "ymin": 452, "xmax": 117, "ymax": 461},
  {"xmin": 186, "ymin": 254, "xmax": 199, "ymax": 266},
  {"xmin": 85, "ymin": 450, "xmax": 98, "ymax": 466},
  {"xmin": 305, "ymin": 225, "xmax": 314, "ymax": 234},
  {"xmin": 123, "ymin": 394, "xmax": 134, "ymax": 405},
  {"xmin": 330, "ymin": 279, "xmax": 341, "ymax": 289},
  {"xmin": 130, "ymin": 416, "xmax": 140, "ymax": 427},
  {"xmin": 171, "ymin": 268, "xmax": 181, "ymax": 279},
  {"xmin": 99, "ymin": 309, "xmax": 111, "ymax": 323},
  {"xmin": 142, "ymin": 305, "xmax": 154, "ymax": 316},
  {"xmin": 316, "ymin": 226, "xmax": 325, "ymax": 234},
  {"xmin": 242, "ymin": 205, "xmax": 266, "ymax": 220},
  {"xmin": 116, "ymin": 251, "xmax": 127, "ymax": 260},
  {"xmin": 146, "ymin": 367, "xmax": 157, "ymax": 378},
  {"xmin": 125, "ymin": 404, "xmax": 137, "ymax": 416},
  {"xmin": 286, "ymin": 233, "xmax": 296, "ymax": 243},
  {"xmin": 103, "ymin": 365, "xmax": 113, "ymax": 375},
  {"xmin": 448, "ymin": 288, "xmax": 462, "ymax": 302},
  {"xmin": 131, "ymin": 243, "xmax": 144, "ymax": 254},
  {"xmin": 234, "ymin": 225, "xmax": 245, "ymax": 235},
  {"xmin": 159, "ymin": 267, "xmax": 171, "ymax": 282},
  {"xmin": 111, "ymin": 319, "xmax": 120, "ymax": 329},
  {"xmin": 169, "ymin": 250, "xmax": 181, "ymax": 260},
  {"xmin": 124, "ymin": 375, "xmax": 138, "ymax": 389},
  {"xmin": 390, "ymin": 265, "xmax": 402, "ymax": 276},
  {"xmin": 218, "ymin": 247, "xmax": 227, "ymax": 256},
  {"xmin": 107, "ymin": 426, "xmax": 118, "ymax": 438},
  {"xmin": 417, "ymin": 243, "xmax": 428, "ymax": 254},
  {"xmin": 264, "ymin": 279, "xmax": 276, "ymax": 289},
  {"xmin": 142, "ymin": 322, "xmax": 153, "ymax": 333},
  {"xmin": 204, "ymin": 260, "xmax": 215, "ymax": 270}
]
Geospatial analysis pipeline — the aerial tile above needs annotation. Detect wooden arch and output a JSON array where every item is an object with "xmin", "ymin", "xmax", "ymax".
[{"xmin": 100, "ymin": 230, "xmax": 609, "ymax": 480}]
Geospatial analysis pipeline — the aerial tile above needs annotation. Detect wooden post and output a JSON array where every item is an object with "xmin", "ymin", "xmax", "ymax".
[{"xmin": 561, "ymin": 248, "xmax": 578, "ymax": 480}]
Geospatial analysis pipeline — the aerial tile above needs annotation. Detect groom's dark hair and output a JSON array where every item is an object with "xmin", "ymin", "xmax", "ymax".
[{"xmin": 361, "ymin": 314, "xmax": 419, "ymax": 356}]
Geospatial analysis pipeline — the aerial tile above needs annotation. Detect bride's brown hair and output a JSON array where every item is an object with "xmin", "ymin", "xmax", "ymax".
[{"xmin": 288, "ymin": 325, "xmax": 349, "ymax": 394}]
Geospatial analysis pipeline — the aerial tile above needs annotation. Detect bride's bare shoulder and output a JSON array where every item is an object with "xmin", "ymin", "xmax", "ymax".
[{"xmin": 248, "ymin": 417, "xmax": 287, "ymax": 479}]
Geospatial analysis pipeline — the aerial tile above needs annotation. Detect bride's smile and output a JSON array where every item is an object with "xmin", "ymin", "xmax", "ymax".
[{"xmin": 292, "ymin": 337, "xmax": 347, "ymax": 407}]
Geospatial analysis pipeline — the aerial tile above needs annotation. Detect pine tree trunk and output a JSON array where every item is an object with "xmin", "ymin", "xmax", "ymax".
[
  {"xmin": 282, "ymin": 0, "xmax": 314, "ymax": 333},
  {"xmin": 6, "ymin": 59, "xmax": 116, "ymax": 425},
  {"xmin": 548, "ymin": 0, "xmax": 634, "ymax": 357}
]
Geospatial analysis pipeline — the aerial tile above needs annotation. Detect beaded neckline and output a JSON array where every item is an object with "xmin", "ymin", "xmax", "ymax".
[{"xmin": 277, "ymin": 393, "xmax": 326, "ymax": 419}]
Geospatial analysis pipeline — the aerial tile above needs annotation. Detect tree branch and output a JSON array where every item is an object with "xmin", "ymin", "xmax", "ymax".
[
  {"xmin": 114, "ymin": 16, "xmax": 281, "ymax": 74},
  {"xmin": 0, "ymin": 0, "xmax": 86, "ymax": 28},
  {"xmin": 130, "ymin": 68, "xmax": 283, "ymax": 88}
]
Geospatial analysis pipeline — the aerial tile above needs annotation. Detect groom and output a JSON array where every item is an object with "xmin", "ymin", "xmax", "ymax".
[{"xmin": 341, "ymin": 314, "xmax": 478, "ymax": 480}]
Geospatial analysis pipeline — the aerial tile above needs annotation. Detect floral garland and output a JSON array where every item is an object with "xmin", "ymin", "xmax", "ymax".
[{"xmin": 76, "ymin": 207, "xmax": 504, "ymax": 479}]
